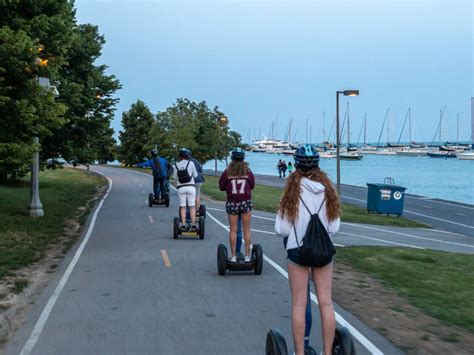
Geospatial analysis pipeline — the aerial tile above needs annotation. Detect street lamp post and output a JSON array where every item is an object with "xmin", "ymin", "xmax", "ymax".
[
  {"xmin": 336, "ymin": 90, "xmax": 359, "ymax": 196},
  {"xmin": 28, "ymin": 136, "xmax": 44, "ymax": 217}
]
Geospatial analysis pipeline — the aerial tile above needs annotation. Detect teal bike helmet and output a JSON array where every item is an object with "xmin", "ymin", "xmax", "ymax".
[
  {"xmin": 231, "ymin": 147, "xmax": 245, "ymax": 161},
  {"xmin": 294, "ymin": 145, "xmax": 319, "ymax": 171}
]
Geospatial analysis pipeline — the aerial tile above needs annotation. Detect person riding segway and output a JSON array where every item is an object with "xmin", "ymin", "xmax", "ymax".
[
  {"xmin": 216, "ymin": 148, "xmax": 263, "ymax": 275},
  {"xmin": 137, "ymin": 149, "xmax": 170, "ymax": 207},
  {"xmin": 267, "ymin": 144, "xmax": 351, "ymax": 355},
  {"xmin": 189, "ymin": 150, "xmax": 206, "ymax": 218},
  {"xmin": 172, "ymin": 148, "xmax": 205, "ymax": 239}
]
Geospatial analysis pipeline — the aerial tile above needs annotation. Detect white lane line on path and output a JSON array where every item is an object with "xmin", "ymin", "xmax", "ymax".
[
  {"xmin": 206, "ymin": 211, "xmax": 381, "ymax": 354},
  {"xmin": 423, "ymin": 206, "xmax": 432, "ymax": 209},
  {"xmin": 149, "ymin": 216, "xmax": 154, "ymax": 224},
  {"xmin": 399, "ymin": 210, "xmax": 473, "ymax": 229},
  {"xmin": 408, "ymin": 197, "xmax": 474, "ymax": 210},
  {"xmin": 420, "ymin": 228, "xmax": 469, "ymax": 237},
  {"xmin": 20, "ymin": 172, "xmax": 113, "ymax": 355},
  {"xmin": 142, "ymin": 190, "xmax": 146, "ymax": 195},
  {"xmin": 145, "ymin": 199, "xmax": 148, "ymax": 205},
  {"xmin": 338, "ymin": 232, "xmax": 424, "ymax": 249},
  {"xmin": 344, "ymin": 223, "xmax": 474, "ymax": 248},
  {"xmin": 456, "ymin": 213, "xmax": 466, "ymax": 217}
]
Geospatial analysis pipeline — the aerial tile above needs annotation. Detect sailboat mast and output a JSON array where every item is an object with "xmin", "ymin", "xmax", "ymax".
[
  {"xmin": 376, "ymin": 108, "xmax": 389, "ymax": 148},
  {"xmin": 408, "ymin": 107, "xmax": 412, "ymax": 143},
  {"xmin": 322, "ymin": 110, "xmax": 326, "ymax": 142},
  {"xmin": 364, "ymin": 113, "xmax": 367, "ymax": 147},
  {"xmin": 439, "ymin": 109, "xmax": 442, "ymax": 144},
  {"xmin": 457, "ymin": 113, "xmax": 460, "ymax": 145}
]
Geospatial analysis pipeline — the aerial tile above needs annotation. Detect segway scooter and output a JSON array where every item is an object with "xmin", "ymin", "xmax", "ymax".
[
  {"xmin": 148, "ymin": 179, "xmax": 170, "ymax": 208},
  {"xmin": 265, "ymin": 280, "xmax": 356, "ymax": 355},
  {"xmin": 217, "ymin": 214, "xmax": 263, "ymax": 275},
  {"xmin": 173, "ymin": 205, "xmax": 205, "ymax": 239}
]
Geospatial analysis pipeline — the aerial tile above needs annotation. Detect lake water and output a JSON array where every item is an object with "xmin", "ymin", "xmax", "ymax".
[{"xmin": 203, "ymin": 152, "xmax": 474, "ymax": 205}]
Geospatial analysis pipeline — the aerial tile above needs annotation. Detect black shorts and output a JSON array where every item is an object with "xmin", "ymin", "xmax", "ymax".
[
  {"xmin": 225, "ymin": 200, "xmax": 253, "ymax": 215},
  {"xmin": 287, "ymin": 248, "xmax": 305, "ymax": 267}
]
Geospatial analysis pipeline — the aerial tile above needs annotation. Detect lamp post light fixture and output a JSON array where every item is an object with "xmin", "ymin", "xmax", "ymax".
[{"xmin": 336, "ymin": 90, "xmax": 359, "ymax": 196}]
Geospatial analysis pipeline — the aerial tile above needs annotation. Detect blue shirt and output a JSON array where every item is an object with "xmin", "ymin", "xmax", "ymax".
[
  {"xmin": 191, "ymin": 158, "xmax": 204, "ymax": 183},
  {"xmin": 138, "ymin": 157, "xmax": 168, "ymax": 178}
]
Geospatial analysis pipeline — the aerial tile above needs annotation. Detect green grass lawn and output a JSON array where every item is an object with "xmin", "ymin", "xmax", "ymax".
[
  {"xmin": 0, "ymin": 168, "xmax": 104, "ymax": 281},
  {"xmin": 336, "ymin": 247, "xmax": 474, "ymax": 333},
  {"xmin": 199, "ymin": 174, "xmax": 428, "ymax": 228}
]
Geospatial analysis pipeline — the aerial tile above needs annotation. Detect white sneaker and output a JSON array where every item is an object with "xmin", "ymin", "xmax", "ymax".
[
  {"xmin": 229, "ymin": 255, "xmax": 237, "ymax": 262},
  {"xmin": 244, "ymin": 255, "xmax": 251, "ymax": 262}
]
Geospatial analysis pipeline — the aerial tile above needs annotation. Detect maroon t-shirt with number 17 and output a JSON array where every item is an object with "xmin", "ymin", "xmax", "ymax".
[{"xmin": 218, "ymin": 169, "xmax": 255, "ymax": 202}]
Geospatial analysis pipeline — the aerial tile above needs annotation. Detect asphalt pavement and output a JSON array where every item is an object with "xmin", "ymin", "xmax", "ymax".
[{"xmin": 5, "ymin": 166, "xmax": 405, "ymax": 355}]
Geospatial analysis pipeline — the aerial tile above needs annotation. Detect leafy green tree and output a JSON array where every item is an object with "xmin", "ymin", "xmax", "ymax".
[
  {"xmin": 118, "ymin": 100, "xmax": 155, "ymax": 166},
  {"xmin": 42, "ymin": 24, "xmax": 121, "ymax": 165},
  {"xmin": 148, "ymin": 98, "xmax": 241, "ymax": 164},
  {"xmin": 0, "ymin": 1, "xmax": 70, "ymax": 179}
]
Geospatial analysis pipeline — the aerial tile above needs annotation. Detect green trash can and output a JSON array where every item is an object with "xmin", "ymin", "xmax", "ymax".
[{"xmin": 366, "ymin": 177, "xmax": 406, "ymax": 216}]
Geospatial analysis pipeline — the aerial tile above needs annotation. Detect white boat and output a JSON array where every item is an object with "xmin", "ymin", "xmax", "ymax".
[
  {"xmin": 456, "ymin": 152, "xmax": 474, "ymax": 160},
  {"xmin": 320, "ymin": 152, "xmax": 336, "ymax": 159},
  {"xmin": 340, "ymin": 152, "xmax": 363, "ymax": 160},
  {"xmin": 396, "ymin": 150, "xmax": 427, "ymax": 157}
]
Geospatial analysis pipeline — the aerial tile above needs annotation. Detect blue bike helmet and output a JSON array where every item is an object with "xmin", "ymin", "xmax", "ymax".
[
  {"xmin": 178, "ymin": 148, "xmax": 190, "ymax": 158},
  {"xmin": 294, "ymin": 145, "xmax": 319, "ymax": 171},
  {"xmin": 231, "ymin": 147, "xmax": 245, "ymax": 161},
  {"xmin": 151, "ymin": 149, "xmax": 158, "ymax": 157}
]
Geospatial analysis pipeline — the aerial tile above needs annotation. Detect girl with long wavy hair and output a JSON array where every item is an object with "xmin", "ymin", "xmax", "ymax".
[
  {"xmin": 219, "ymin": 148, "xmax": 255, "ymax": 262},
  {"xmin": 275, "ymin": 145, "xmax": 341, "ymax": 355}
]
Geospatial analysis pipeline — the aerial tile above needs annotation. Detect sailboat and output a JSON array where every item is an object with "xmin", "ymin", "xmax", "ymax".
[{"xmin": 340, "ymin": 103, "xmax": 363, "ymax": 160}]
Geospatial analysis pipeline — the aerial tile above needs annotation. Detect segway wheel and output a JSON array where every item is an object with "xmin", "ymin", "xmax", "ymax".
[
  {"xmin": 198, "ymin": 216, "xmax": 205, "ymax": 239},
  {"xmin": 148, "ymin": 193, "xmax": 154, "ymax": 207},
  {"xmin": 199, "ymin": 204, "xmax": 206, "ymax": 218},
  {"xmin": 165, "ymin": 194, "xmax": 170, "ymax": 207},
  {"xmin": 173, "ymin": 217, "xmax": 179, "ymax": 239},
  {"xmin": 265, "ymin": 329, "xmax": 288, "ymax": 355},
  {"xmin": 217, "ymin": 244, "xmax": 227, "ymax": 276},
  {"xmin": 253, "ymin": 244, "xmax": 263, "ymax": 275},
  {"xmin": 333, "ymin": 326, "xmax": 354, "ymax": 355}
]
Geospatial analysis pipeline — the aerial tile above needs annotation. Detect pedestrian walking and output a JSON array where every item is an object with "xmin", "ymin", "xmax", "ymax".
[
  {"xmin": 277, "ymin": 159, "xmax": 283, "ymax": 178},
  {"xmin": 287, "ymin": 161, "xmax": 294, "ymax": 174},
  {"xmin": 282, "ymin": 160, "xmax": 288, "ymax": 178}
]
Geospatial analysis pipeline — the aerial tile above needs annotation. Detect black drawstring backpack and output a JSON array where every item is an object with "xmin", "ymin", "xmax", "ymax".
[{"xmin": 293, "ymin": 196, "xmax": 336, "ymax": 267}]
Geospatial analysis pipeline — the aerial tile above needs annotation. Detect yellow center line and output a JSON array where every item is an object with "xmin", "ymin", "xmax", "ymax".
[
  {"xmin": 161, "ymin": 250, "xmax": 171, "ymax": 267},
  {"xmin": 149, "ymin": 215, "xmax": 154, "ymax": 223}
]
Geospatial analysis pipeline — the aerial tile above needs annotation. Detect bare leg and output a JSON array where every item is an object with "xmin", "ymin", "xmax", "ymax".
[
  {"xmin": 241, "ymin": 211, "xmax": 252, "ymax": 257},
  {"xmin": 288, "ymin": 262, "xmax": 310, "ymax": 355},
  {"xmin": 189, "ymin": 206, "xmax": 196, "ymax": 225},
  {"xmin": 195, "ymin": 195, "xmax": 200, "ymax": 214},
  {"xmin": 179, "ymin": 206, "xmax": 186, "ymax": 225},
  {"xmin": 312, "ymin": 262, "xmax": 335, "ymax": 355},
  {"xmin": 228, "ymin": 214, "xmax": 238, "ymax": 257}
]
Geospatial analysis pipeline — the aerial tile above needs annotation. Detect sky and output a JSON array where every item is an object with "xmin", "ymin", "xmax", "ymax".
[{"xmin": 75, "ymin": 0, "xmax": 473, "ymax": 144}]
